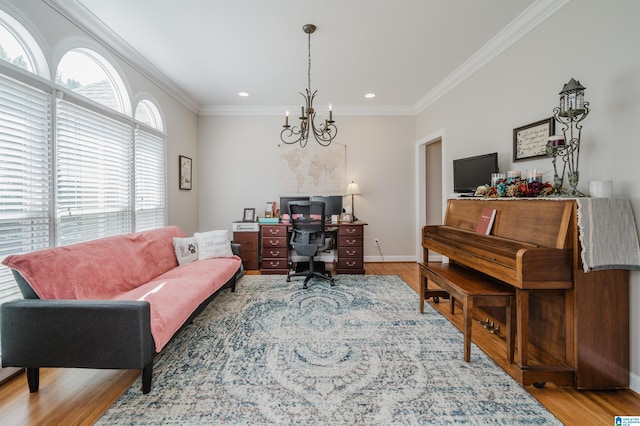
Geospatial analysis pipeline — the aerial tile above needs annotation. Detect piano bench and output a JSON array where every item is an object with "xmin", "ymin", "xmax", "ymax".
[{"xmin": 419, "ymin": 262, "xmax": 515, "ymax": 363}]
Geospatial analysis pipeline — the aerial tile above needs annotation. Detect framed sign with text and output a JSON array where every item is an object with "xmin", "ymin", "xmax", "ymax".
[{"xmin": 513, "ymin": 117, "xmax": 555, "ymax": 162}]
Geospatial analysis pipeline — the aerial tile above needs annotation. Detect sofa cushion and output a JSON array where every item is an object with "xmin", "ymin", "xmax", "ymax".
[
  {"xmin": 2, "ymin": 226, "xmax": 186, "ymax": 300},
  {"xmin": 112, "ymin": 255, "xmax": 241, "ymax": 351},
  {"xmin": 173, "ymin": 236, "xmax": 199, "ymax": 265},
  {"xmin": 194, "ymin": 230, "xmax": 233, "ymax": 260}
]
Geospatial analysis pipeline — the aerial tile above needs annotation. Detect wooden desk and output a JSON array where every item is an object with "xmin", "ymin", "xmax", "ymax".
[{"xmin": 259, "ymin": 220, "xmax": 367, "ymax": 275}]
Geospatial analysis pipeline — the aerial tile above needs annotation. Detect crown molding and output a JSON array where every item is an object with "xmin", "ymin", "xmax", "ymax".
[
  {"xmin": 199, "ymin": 104, "xmax": 416, "ymax": 117},
  {"xmin": 43, "ymin": 0, "xmax": 200, "ymax": 113},
  {"xmin": 413, "ymin": 0, "xmax": 570, "ymax": 115},
  {"xmin": 42, "ymin": 0, "xmax": 567, "ymax": 118}
]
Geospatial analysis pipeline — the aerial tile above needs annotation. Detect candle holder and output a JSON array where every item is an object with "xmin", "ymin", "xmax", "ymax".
[
  {"xmin": 551, "ymin": 78, "xmax": 590, "ymax": 197},
  {"xmin": 545, "ymin": 136, "xmax": 567, "ymax": 195}
]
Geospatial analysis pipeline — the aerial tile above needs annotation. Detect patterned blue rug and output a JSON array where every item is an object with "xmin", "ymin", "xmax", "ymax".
[{"xmin": 97, "ymin": 275, "xmax": 560, "ymax": 425}]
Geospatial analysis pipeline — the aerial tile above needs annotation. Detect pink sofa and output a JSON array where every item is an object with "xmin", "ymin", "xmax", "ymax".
[{"xmin": 1, "ymin": 226, "xmax": 242, "ymax": 394}]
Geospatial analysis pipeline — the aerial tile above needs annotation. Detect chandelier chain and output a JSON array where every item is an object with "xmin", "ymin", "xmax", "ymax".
[{"xmin": 307, "ymin": 30, "xmax": 311, "ymax": 91}]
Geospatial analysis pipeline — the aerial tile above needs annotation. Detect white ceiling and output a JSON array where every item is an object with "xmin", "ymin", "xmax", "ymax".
[{"xmin": 52, "ymin": 0, "xmax": 565, "ymax": 114}]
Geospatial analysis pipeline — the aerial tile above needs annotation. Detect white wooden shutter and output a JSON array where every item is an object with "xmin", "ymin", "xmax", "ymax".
[
  {"xmin": 55, "ymin": 98, "xmax": 133, "ymax": 245},
  {"xmin": 134, "ymin": 126, "xmax": 165, "ymax": 231},
  {"xmin": 0, "ymin": 74, "xmax": 51, "ymax": 303}
]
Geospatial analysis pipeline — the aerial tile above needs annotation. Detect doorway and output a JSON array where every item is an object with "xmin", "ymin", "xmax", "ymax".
[{"xmin": 415, "ymin": 130, "xmax": 445, "ymax": 263}]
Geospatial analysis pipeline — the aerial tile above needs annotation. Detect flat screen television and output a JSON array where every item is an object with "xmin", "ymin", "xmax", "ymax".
[{"xmin": 453, "ymin": 152, "xmax": 499, "ymax": 193}]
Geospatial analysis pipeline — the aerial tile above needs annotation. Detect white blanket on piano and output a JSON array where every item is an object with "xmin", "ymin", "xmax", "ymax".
[{"xmin": 576, "ymin": 197, "xmax": 640, "ymax": 272}]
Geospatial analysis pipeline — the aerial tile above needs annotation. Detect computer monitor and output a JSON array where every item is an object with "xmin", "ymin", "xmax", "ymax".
[
  {"xmin": 279, "ymin": 196, "xmax": 309, "ymax": 215},
  {"xmin": 310, "ymin": 195, "xmax": 343, "ymax": 218}
]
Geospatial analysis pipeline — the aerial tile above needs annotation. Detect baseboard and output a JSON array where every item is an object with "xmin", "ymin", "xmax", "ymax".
[
  {"xmin": 364, "ymin": 255, "xmax": 417, "ymax": 263},
  {"xmin": 0, "ymin": 367, "xmax": 23, "ymax": 386},
  {"xmin": 630, "ymin": 371, "xmax": 640, "ymax": 394}
]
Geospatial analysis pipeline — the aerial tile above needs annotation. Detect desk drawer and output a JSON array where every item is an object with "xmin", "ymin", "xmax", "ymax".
[
  {"xmin": 338, "ymin": 236, "xmax": 363, "ymax": 247},
  {"xmin": 337, "ymin": 258, "xmax": 364, "ymax": 270},
  {"xmin": 263, "ymin": 247, "xmax": 286, "ymax": 259},
  {"xmin": 262, "ymin": 236, "xmax": 287, "ymax": 249},
  {"xmin": 262, "ymin": 226, "xmax": 287, "ymax": 237},
  {"xmin": 338, "ymin": 247, "xmax": 363, "ymax": 259},
  {"xmin": 338, "ymin": 225, "xmax": 363, "ymax": 237},
  {"xmin": 261, "ymin": 259, "xmax": 288, "ymax": 270}
]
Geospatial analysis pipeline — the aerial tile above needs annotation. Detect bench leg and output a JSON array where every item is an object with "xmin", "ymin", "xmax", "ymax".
[
  {"xmin": 451, "ymin": 296, "xmax": 456, "ymax": 315},
  {"xmin": 419, "ymin": 270, "xmax": 426, "ymax": 314},
  {"xmin": 463, "ymin": 296, "xmax": 472, "ymax": 362}
]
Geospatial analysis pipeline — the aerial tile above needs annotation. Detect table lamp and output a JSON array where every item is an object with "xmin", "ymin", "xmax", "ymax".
[{"xmin": 345, "ymin": 181, "xmax": 361, "ymax": 221}]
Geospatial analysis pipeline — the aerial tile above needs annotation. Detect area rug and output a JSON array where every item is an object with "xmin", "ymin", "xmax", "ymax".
[{"xmin": 97, "ymin": 275, "xmax": 560, "ymax": 425}]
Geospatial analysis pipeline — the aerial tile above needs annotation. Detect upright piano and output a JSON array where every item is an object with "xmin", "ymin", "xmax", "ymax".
[{"xmin": 421, "ymin": 198, "xmax": 629, "ymax": 389}]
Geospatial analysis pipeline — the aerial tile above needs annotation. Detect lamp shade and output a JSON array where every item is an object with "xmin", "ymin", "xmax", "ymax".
[{"xmin": 346, "ymin": 181, "xmax": 361, "ymax": 195}]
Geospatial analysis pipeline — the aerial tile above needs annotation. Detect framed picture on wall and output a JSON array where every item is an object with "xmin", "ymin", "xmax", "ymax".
[
  {"xmin": 179, "ymin": 155, "xmax": 192, "ymax": 190},
  {"xmin": 513, "ymin": 117, "xmax": 555, "ymax": 162}
]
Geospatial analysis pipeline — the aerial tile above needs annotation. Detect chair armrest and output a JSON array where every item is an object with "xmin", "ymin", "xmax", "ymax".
[{"xmin": 1, "ymin": 299, "xmax": 154, "ymax": 370}]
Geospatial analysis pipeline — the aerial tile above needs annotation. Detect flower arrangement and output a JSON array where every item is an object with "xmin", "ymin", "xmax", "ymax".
[{"xmin": 475, "ymin": 178, "xmax": 555, "ymax": 198}]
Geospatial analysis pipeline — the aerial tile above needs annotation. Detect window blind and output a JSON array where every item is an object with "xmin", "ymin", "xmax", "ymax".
[
  {"xmin": 0, "ymin": 74, "xmax": 51, "ymax": 304},
  {"xmin": 55, "ymin": 98, "xmax": 133, "ymax": 245},
  {"xmin": 134, "ymin": 127, "xmax": 165, "ymax": 231}
]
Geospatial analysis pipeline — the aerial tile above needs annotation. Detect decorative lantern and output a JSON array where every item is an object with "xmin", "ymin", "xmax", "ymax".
[{"xmin": 558, "ymin": 78, "xmax": 586, "ymax": 117}]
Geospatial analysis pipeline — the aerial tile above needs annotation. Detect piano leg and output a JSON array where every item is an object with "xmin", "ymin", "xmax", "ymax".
[{"xmin": 516, "ymin": 289, "xmax": 530, "ymax": 367}]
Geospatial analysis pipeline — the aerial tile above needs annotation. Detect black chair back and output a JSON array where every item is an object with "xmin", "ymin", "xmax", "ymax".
[{"xmin": 288, "ymin": 201, "xmax": 325, "ymax": 247}]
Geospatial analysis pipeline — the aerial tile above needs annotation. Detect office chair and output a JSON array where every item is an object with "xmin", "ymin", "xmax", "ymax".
[{"xmin": 286, "ymin": 201, "xmax": 335, "ymax": 289}]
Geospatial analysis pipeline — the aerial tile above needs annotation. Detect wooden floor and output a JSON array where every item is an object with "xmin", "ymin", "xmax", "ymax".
[{"xmin": 1, "ymin": 262, "xmax": 639, "ymax": 425}]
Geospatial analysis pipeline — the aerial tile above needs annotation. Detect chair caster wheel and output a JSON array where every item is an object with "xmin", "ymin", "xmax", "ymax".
[
  {"xmin": 303, "ymin": 283, "xmax": 308, "ymax": 289},
  {"xmin": 532, "ymin": 382, "xmax": 546, "ymax": 389},
  {"xmin": 330, "ymin": 280, "xmax": 335, "ymax": 286},
  {"xmin": 433, "ymin": 296, "xmax": 440, "ymax": 303},
  {"xmin": 286, "ymin": 277, "xmax": 291, "ymax": 282}
]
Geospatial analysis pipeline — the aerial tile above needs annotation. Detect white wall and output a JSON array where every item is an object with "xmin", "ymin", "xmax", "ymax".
[
  {"xmin": 416, "ymin": 0, "xmax": 640, "ymax": 391},
  {"xmin": 6, "ymin": 0, "xmax": 201, "ymax": 235},
  {"xmin": 197, "ymin": 114, "xmax": 417, "ymax": 260}
]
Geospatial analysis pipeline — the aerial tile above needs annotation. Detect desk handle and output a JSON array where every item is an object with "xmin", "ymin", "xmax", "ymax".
[
  {"xmin": 346, "ymin": 239, "xmax": 357, "ymax": 245},
  {"xmin": 269, "ymin": 229, "xmax": 280, "ymax": 235},
  {"xmin": 269, "ymin": 250, "xmax": 280, "ymax": 256},
  {"xmin": 345, "ymin": 227, "xmax": 357, "ymax": 234},
  {"xmin": 269, "ymin": 240, "xmax": 279, "ymax": 246},
  {"xmin": 346, "ymin": 249, "xmax": 356, "ymax": 256},
  {"xmin": 347, "ymin": 261, "xmax": 356, "ymax": 267}
]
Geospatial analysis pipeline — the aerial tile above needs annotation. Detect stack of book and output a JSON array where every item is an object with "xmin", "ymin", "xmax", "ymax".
[{"xmin": 258, "ymin": 217, "xmax": 279, "ymax": 224}]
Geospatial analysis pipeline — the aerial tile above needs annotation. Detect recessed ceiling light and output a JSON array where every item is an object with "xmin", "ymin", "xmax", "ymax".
[
  {"xmin": 365, "ymin": 93, "xmax": 376, "ymax": 99},
  {"xmin": 238, "ymin": 92, "xmax": 249, "ymax": 97}
]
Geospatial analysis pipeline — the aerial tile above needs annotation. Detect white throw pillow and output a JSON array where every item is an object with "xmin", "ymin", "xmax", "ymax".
[
  {"xmin": 173, "ymin": 236, "xmax": 199, "ymax": 266},
  {"xmin": 194, "ymin": 230, "xmax": 233, "ymax": 260}
]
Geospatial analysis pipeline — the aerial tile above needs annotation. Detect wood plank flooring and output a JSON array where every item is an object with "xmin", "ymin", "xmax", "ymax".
[{"xmin": 1, "ymin": 262, "xmax": 639, "ymax": 425}]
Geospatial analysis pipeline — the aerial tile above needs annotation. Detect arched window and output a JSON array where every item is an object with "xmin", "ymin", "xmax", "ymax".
[
  {"xmin": 136, "ymin": 99, "xmax": 164, "ymax": 131},
  {"xmin": 0, "ymin": 8, "xmax": 49, "ymax": 78},
  {"xmin": 57, "ymin": 48, "xmax": 130, "ymax": 115},
  {"xmin": 55, "ymin": 47, "xmax": 133, "ymax": 243},
  {"xmin": 0, "ymin": 8, "xmax": 50, "ymax": 309}
]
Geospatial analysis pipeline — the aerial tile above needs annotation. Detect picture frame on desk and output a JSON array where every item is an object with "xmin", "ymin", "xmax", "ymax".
[{"xmin": 242, "ymin": 208, "xmax": 255, "ymax": 222}]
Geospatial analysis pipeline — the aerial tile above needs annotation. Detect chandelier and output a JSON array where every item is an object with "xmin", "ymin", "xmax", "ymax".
[{"xmin": 280, "ymin": 24, "xmax": 337, "ymax": 148}]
